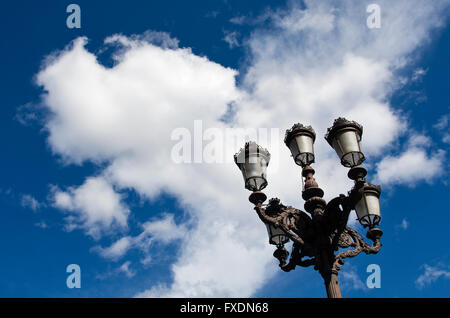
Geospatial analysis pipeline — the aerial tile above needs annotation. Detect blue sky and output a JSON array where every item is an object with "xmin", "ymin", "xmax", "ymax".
[{"xmin": 0, "ymin": 0, "xmax": 450, "ymax": 298}]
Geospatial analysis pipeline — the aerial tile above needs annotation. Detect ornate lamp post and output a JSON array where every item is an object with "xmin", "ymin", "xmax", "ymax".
[{"xmin": 234, "ymin": 118, "xmax": 383, "ymax": 298}]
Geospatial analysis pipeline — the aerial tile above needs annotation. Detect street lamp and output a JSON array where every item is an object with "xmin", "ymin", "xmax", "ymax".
[
  {"xmin": 355, "ymin": 183, "xmax": 382, "ymax": 229},
  {"xmin": 234, "ymin": 118, "xmax": 383, "ymax": 298},
  {"xmin": 325, "ymin": 117, "xmax": 365, "ymax": 167},
  {"xmin": 266, "ymin": 222, "xmax": 290, "ymax": 247},
  {"xmin": 234, "ymin": 141, "xmax": 270, "ymax": 193},
  {"xmin": 284, "ymin": 123, "xmax": 316, "ymax": 167}
]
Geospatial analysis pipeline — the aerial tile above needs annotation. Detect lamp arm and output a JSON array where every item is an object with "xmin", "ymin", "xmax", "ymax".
[
  {"xmin": 279, "ymin": 243, "xmax": 316, "ymax": 272},
  {"xmin": 254, "ymin": 204, "xmax": 307, "ymax": 246},
  {"xmin": 279, "ymin": 244, "xmax": 298, "ymax": 272},
  {"xmin": 333, "ymin": 226, "xmax": 382, "ymax": 272},
  {"xmin": 323, "ymin": 194, "xmax": 353, "ymax": 250},
  {"xmin": 253, "ymin": 203, "xmax": 277, "ymax": 224}
]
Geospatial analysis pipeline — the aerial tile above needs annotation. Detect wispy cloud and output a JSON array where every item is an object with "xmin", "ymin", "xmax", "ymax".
[
  {"xmin": 96, "ymin": 261, "xmax": 136, "ymax": 280},
  {"xmin": 223, "ymin": 30, "xmax": 240, "ymax": 48},
  {"xmin": 433, "ymin": 114, "xmax": 450, "ymax": 144},
  {"xmin": 21, "ymin": 194, "xmax": 43, "ymax": 212},
  {"xmin": 398, "ymin": 218, "xmax": 409, "ymax": 230},
  {"xmin": 434, "ymin": 114, "xmax": 449, "ymax": 131},
  {"xmin": 119, "ymin": 261, "xmax": 136, "ymax": 278},
  {"xmin": 411, "ymin": 67, "xmax": 428, "ymax": 82},
  {"xmin": 229, "ymin": 15, "xmax": 245, "ymax": 25},
  {"xmin": 340, "ymin": 265, "xmax": 367, "ymax": 291},
  {"xmin": 15, "ymin": 103, "xmax": 43, "ymax": 126},
  {"xmin": 92, "ymin": 214, "xmax": 186, "ymax": 263},
  {"xmin": 34, "ymin": 221, "xmax": 48, "ymax": 229},
  {"xmin": 415, "ymin": 264, "xmax": 450, "ymax": 289}
]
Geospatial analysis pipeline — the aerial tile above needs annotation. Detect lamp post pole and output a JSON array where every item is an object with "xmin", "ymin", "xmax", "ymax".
[{"xmin": 236, "ymin": 118, "xmax": 383, "ymax": 298}]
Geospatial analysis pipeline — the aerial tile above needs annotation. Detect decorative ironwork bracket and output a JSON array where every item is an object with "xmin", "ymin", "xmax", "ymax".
[{"xmin": 253, "ymin": 193, "xmax": 382, "ymax": 276}]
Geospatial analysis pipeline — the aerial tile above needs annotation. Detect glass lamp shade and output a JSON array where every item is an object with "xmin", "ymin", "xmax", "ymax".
[
  {"xmin": 284, "ymin": 123, "xmax": 316, "ymax": 167},
  {"xmin": 325, "ymin": 118, "xmax": 365, "ymax": 167},
  {"xmin": 355, "ymin": 184, "xmax": 381, "ymax": 228},
  {"xmin": 266, "ymin": 223, "xmax": 290, "ymax": 246},
  {"xmin": 234, "ymin": 141, "xmax": 271, "ymax": 192}
]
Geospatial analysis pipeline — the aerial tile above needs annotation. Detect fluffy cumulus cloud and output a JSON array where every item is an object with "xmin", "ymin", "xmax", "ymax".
[
  {"xmin": 33, "ymin": 0, "xmax": 450, "ymax": 297},
  {"xmin": 375, "ymin": 147, "xmax": 445, "ymax": 186},
  {"xmin": 51, "ymin": 176, "xmax": 130, "ymax": 239},
  {"xmin": 374, "ymin": 134, "xmax": 446, "ymax": 186},
  {"xmin": 38, "ymin": 33, "xmax": 271, "ymax": 297}
]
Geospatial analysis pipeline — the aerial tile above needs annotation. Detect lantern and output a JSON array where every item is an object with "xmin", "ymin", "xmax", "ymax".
[
  {"xmin": 284, "ymin": 123, "xmax": 316, "ymax": 167},
  {"xmin": 355, "ymin": 184, "xmax": 381, "ymax": 228},
  {"xmin": 266, "ymin": 223, "xmax": 290, "ymax": 246},
  {"xmin": 234, "ymin": 141, "xmax": 270, "ymax": 192},
  {"xmin": 265, "ymin": 198, "xmax": 290, "ymax": 246},
  {"xmin": 325, "ymin": 118, "xmax": 365, "ymax": 167}
]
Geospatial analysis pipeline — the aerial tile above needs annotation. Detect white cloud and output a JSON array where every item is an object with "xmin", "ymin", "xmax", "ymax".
[
  {"xmin": 412, "ymin": 67, "xmax": 428, "ymax": 82},
  {"xmin": 433, "ymin": 114, "xmax": 450, "ymax": 144},
  {"xmin": 375, "ymin": 145, "xmax": 445, "ymax": 187},
  {"xmin": 93, "ymin": 214, "xmax": 186, "ymax": 262},
  {"xmin": 443, "ymin": 134, "xmax": 450, "ymax": 144},
  {"xmin": 416, "ymin": 264, "xmax": 450, "ymax": 289},
  {"xmin": 408, "ymin": 134, "xmax": 431, "ymax": 148},
  {"xmin": 229, "ymin": 16, "xmax": 246, "ymax": 25},
  {"xmin": 33, "ymin": 0, "xmax": 450, "ymax": 297},
  {"xmin": 94, "ymin": 236, "xmax": 133, "ymax": 260},
  {"xmin": 274, "ymin": 7, "xmax": 335, "ymax": 33},
  {"xmin": 434, "ymin": 114, "xmax": 449, "ymax": 131},
  {"xmin": 21, "ymin": 194, "xmax": 42, "ymax": 212},
  {"xmin": 51, "ymin": 176, "xmax": 130, "ymax": 239},
  {"xmin": 394, "ymin": 217, "xmax": 409, "ymax": 231},
  {"xmin": 399, "ymin": 218, "xmax": 409, "ymax": 230},
  {"xmin": 375, "ymin": 134, "xmax": 446, "ymax": 187},
  {"xmin": 136, "ymin": 220, "xmax": 272, "ymax": 297},
  {"xmin": 140, "ymin": 214, "xmax": 186, "ymax": 244},
  {"xmin": 104, "ymin": 30, "xmax": 180, "ymax": 50},
  {"xmin": 34, "ymin": 221, "xmax": 48, "ymax": 229},
  {"xmin": 119, "ymin": 261, "xmax": 136, "ymax": 278},
  {"xmin": 15, "ymin": 103, "xmax": 41, "ymax": 126},
  {"xmin": 340, "ymin": 265, "xmax": 367, "ymax": 291},
  {"xmin": 223, "ymin": 31, "xmax": 240, "ymax": 49},
  {"xmin": 96, "ymin": 260, "xmax": 137, "ymax": 279}
]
